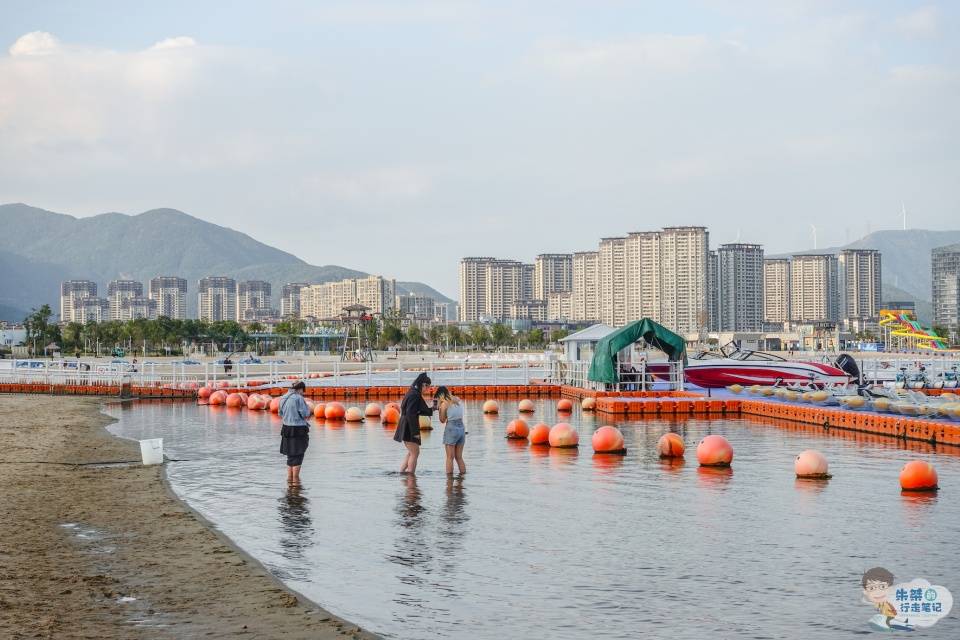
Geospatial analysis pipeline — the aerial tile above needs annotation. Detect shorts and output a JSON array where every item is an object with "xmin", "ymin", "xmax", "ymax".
[
  {"xmin": 286, "ymin": 454, "xmax": 304, "ymax": 467},
  {"xmin": 443, "ymin": 421, "xmax": 466, "ymax": 446}
]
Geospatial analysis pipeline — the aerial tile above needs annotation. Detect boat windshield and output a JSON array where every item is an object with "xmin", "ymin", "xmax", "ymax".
[{"xmin": 729, "ymin": 350, "xmax": 787, "ymax": 362}]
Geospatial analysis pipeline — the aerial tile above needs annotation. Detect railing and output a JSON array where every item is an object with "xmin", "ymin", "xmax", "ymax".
[
  {"xmin": 0, "ymin": 358, "xmax": 548, "ymax": 388},
  {"xmin": 546, "ymin": 360, "xmax": 685, "ymax": 391}
]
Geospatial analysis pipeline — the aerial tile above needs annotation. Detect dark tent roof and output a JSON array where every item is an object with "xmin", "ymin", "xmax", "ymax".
[{"xmin": 587, "ymin": 318, "xmax": 686, "ymax": 384}]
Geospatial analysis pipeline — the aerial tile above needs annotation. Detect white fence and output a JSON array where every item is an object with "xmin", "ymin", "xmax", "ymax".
[
  {"xmin": 0, "ymin": 358, "xmax": 549, "ymax": 388},
  {"xmin": 547, "ymin": 360, "xmax": 685, "ymax": 391}
]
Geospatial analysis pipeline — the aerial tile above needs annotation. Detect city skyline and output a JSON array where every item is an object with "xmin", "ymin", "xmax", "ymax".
[{"xmin": 2, "ymin": 2, "xmax": 958, "ymax": 296}]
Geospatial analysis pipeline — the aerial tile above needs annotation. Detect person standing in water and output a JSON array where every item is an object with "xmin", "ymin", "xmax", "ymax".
[
  {"xmin": 279, "ymin": 381, "xmax": 311, "ymax": 485},
  {"xmin": 434, "ymin": 386, "xmax": 466, "ymax": 476},
  {"xmin": 393, "ymin": 373, "xmax": 434, "ymax": 474}
]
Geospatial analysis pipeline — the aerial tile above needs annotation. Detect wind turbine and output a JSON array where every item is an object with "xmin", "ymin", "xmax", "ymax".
[{"xmin": 810, "ymin": 224, "xmax": 818, "ymax": 250}]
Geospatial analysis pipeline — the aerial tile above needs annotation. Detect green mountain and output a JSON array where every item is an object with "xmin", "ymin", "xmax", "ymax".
[{"xmin": 0, "ymin": 203, "xmax": 453, "ymax": 321}]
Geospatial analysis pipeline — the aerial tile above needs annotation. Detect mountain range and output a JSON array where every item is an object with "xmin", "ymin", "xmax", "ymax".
[{"xmin": 0, "ymin": 203, "xmax": 453, "ymax": 321}]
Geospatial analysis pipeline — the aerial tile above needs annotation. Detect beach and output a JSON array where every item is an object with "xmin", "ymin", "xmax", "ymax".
[{"xmin": 0, "ymin": 395, "xmax": 375, "ymax": 639}]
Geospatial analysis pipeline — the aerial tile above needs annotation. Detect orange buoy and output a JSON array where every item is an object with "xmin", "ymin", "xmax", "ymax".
[
  {"xmin": 382, "ymin": 407, "xmax": 400, "ymax": 424},
  {"xmin": 518, "ymin": 399, "xmax": 535, "ymax": 413},
  {"xmin": 696, "ymin": 434, "xmax": 733, "ymax": 467},
  {"xmin": 557, "ymin": 398, "xmax": 573, "ymax": 412},
  {"xmin": 591, "ymin": 426, "xmax": 624, "ymax": 454},
  {"xmin": 657, "ymin": 432, "xmax": 685, "ymax": 458},
  {"xmin": 269, "ymin": 397, "xmax": 280, "ymax": 413},
  {"xmin": 216, "ymin": 381, "xmax": 230, "ymax": 389},
  {"xmin": 483, "ymin": 400, "xmax": 499, "ymax": 414},
  {"xmin": 209, "ymin": 390, "xmax": 227, "ymax": 406},
  {"xmin": 325, "ymin": 402, "xmax": 345, "ymax": 420},
  {"xmin": 795, "ymin": 450, "xmax": 830, "ymax": 478},
  {"xmin": 345, "ymin": 406, "xmax": 363, "ymax": 422},
  {"xmin": 385, "ymin": 401, "xmax": 400, "ymax": 413},
  {"xmin": 365, "ymin": 402, "xmax": 382, "ymax": 417},
  {"xmin": 418, "ymin": 415, "xmax": 432, "ymax": 430},
  {"xmin": 506, "ymin": 418, "xmax": 530, "ymax": 439},
  {"xmin": 313, "ymin": 402, "xmax": 326, "ymax": 419},
  {"xmin": 549, "ymin": 422, "xmax": 579, "ymax": 448},
  {"xmin": 225, "ymin": 392, "xmax": 243, "ymax": 408},
  {"xmin": 529, "ymin": 422, "xmax": 551, "ymax": 445},
  {"xmin": 246, "ymin": 394, "xmax": 260, "ymax": 410},
  {"xmin": 899, "ymin": 460, "xmax": 939, "ymax": 491},
  {"xmin": 581, "ymin": 397, "xmax": 597, "ymax": 411},
  {"xmin": 198, "ymin": 387, "xmax": 212, "ymax": 399}
]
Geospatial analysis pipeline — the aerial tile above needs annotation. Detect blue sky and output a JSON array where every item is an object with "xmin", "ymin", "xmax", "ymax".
[{"xmin": 1, "ymin": 1, "xmax": 957, "ymax": 297}]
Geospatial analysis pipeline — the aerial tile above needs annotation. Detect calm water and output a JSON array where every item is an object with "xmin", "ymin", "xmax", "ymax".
[{"xmin": 106, "ymin": 400, "xmax": 960, "ymax": 639}]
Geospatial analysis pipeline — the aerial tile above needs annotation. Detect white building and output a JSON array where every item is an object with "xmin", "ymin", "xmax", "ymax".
[
  {"xmin": 534, "ymin": 254, "xmax": 572, "ymax": 299},
  {"xmin": 571, "ymin": 251, "xmax": 600, "ymax": 322},
  {"xmin": 237, "ymin": 280, "xmax": 272, "ymax": 321},
  {"xmin": 119, "ymin": 296, "xmax": 157, "ymax": 321},
  {"xmin": 107, "ymin": 280, "xmax": 144, "ymax": 321},
  {"xmin": 280, "ymin": 283, "xmax": 309, "ymax": 318},
  {"xmin": 149, "ymin": 277, "xmax": 187, "ymax": 319},
  {"xmin": 716, "ymin": 243, "xmax": 764, "ymax": 332},
  {"xmin": 763, "ymin": 259, "xmax": 791, "ymax": 327},
  {"xmin": 60, "ymin": 280, "xmax": 97, "ymax": 323},
  {"xmin": 302, "ymin": 276, "xmax": 396, "ymax": 319},
  {"xmin": 598, "ymin": 237, "xmax": 627, "ymax": 327},
  {"xmin": 838, "ymin": 249, "xmax": 882, "ymax": 321},
  {"xmin": 546, "ymin": 291, "xmax": 572, "ymax": 322},
  {"xmin": 198, "ymin": 276, "xmax": 237, "ymax": 322},
  {"xmin": 790, "ymin": 254, "xmax": 838, "ymax": 322}
]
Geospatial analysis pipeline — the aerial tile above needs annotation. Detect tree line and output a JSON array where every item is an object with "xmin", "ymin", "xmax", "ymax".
[{"xmin": 18, "ymin": 305, "xmax": 570, "ymax": 356}]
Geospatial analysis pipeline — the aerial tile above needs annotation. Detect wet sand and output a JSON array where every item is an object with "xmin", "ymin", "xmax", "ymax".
[{"xmin": 0, "ymin": 395, "xmax": 376, "ymax": 639}]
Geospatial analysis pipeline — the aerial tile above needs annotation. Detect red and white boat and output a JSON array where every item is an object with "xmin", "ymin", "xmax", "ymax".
[{"xmin": 648, "ymin": 347, "xmax": 850, "ymax": 389}]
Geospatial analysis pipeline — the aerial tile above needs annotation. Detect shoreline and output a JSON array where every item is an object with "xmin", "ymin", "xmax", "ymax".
[{"xmin": 0, "ymin": 394, "xmax": 377, "ymax": 639}]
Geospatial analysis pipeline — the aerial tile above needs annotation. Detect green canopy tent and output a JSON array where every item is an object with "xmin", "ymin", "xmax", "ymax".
[{"xmin": 587, "ymin": 318, "xmax": 686, "ymax": 385}]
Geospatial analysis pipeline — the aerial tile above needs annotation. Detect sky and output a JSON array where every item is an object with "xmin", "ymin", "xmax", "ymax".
[{"xmin": 1, "ymin": 1, "xmax": 957, "ymax": 298}]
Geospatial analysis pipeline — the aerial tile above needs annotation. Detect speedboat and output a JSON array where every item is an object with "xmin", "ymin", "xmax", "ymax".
[{"xmin": 648, "ymin": 345, "xmax": 851, "ymax": 389}]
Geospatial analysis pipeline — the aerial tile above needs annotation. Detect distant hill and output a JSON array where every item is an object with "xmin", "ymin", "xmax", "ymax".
[
  {"xmin": 0, "ymin": 203, "xmax": 453, "ymax": 322},
  {"xmin": 771, "ymin": 228, "xmax": 960, "ymax": 323}
]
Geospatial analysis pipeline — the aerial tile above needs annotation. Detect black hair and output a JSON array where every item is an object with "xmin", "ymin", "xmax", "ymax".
[
  {"xmin": 861, "ymin": 567, "xmax": 894, "ymax": 588},
  {"xmin": 433, "ymin": 385, "xmax": 450, "ymax": 399},
  {"xmin": 292, "ymin": 381, "xmax": 306, "ymax": 392},
  {"xmin": 411, "ymin": 373, "xmax": 432, "ymax": 390}
]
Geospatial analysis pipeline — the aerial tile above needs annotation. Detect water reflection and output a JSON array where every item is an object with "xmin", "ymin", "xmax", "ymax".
[
  {"xmin": 696, "ymin": 465, "xmax": 733, "ymax": 488},
  {"xmin": 592, "ymin": 453, "xmax": 625, "ymax": 473},
  {"xmin": 900, "ymin": 490, "xmax": 938, "ymax": 527},
  {"xmin": 438, "ymin": 477, "xmax": 469, "ymax": 566},
  {"xmin": 794, "ymin": 477, "xmax": 830, "ymax": 495},
  {"xmin": 276, "ymin": 485, "xmax": 314, "ymax": 579},
  {"xmin": 658, "ymin": 457, "xmax": 686, "ymax": 474}
]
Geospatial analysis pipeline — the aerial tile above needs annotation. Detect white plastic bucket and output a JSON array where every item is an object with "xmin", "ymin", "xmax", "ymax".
[{"xmin": 139, "ymin": 438, "xmax": 164, "ymax": 465}]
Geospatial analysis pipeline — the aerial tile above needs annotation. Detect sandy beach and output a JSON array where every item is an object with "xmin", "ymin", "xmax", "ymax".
[{"xmin": 0, "ymin": 395, "xmax": 376, "ymax": 639}]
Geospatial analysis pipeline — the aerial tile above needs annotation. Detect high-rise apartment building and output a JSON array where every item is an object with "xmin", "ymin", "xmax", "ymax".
[
  {"xmin": 624, "ymin": 231, "xmax": 661, "ymax": 323},
  {"xmin": 932, "ymin": 244, "xmax": 960, "ymax": 328},
  {"xmin": 534, "ymin": 254, "xmax": 573, "ymax": 300},
  {"xmin": 547, "ymin": 291, "xmax": 572, "ymax": 322},
  {"xmin": 149, "ymin": 277, "xmax": 187, "ymax": 319},
  {"xmin": 75, "ymin": 297, "xmax": 109, "ymax": 324},
  {"xmin": 107, "ymin": 280, "xmax": 144, "ymax": 321},
  {"xmin": 60, "ymin": 280, "xmax": 97, "ymax": 323},
  {"xmin": 707, "ymin": 250, "xmax": 718, "ymax": 332},
  {"xmin": 237, "ymin": 280, "xmax": 272, "ymax": 322},
  {"xmin": 763, "ymin": 259, "xmax": 791, "ymax": 326},
  {"xmin": 790, "ymin": 254, "xmax": 838, "ymax": 322},
  {"xmin": 280, "ymin": 283, "xmax": 309, "ymax": 318},
  {"xmin": 302, "ymin": 276, "xmax": 396, "ymax": 319},
  {"xmin": 521, "ymin": 263, "xmax": 535, "ymax": 302},
  {"xmin": 571, "ymin": 251, "xmax": 600, "ymax": 322},
  {"xmin": 397, "ymin": 293, "xmax": 436, "ymax": 322},
  {"xmin": 484, "ymin": 260, "xmax": 525, "ymax": 321},
  {"xmin": 838, "ymin": 249, "xmax": 882, "ymax": 321},
  {"xmin": 716, "ymin": 243, "xmax": 764, "ymax": 332},
  {"xmin": 598, "ymin": 237, "xmax": 627, "ymax": 327},
  {"xmin": 658, "ymin": 227, "xmax": 709, "ymax": 335},
  {"xmin": 197, "ymin": 277, "xmax": 237, "ymax": 322},
  {"xmin": 119, "ymin": 296, "xmax": 157, "ymax": 321},
  {"xmin": 509, "ymin": 299, "xmax": 546, "ymax": 322},
  {"xmin": 458, "ymin": 257, "xmax": 492, "ymax": 322}
]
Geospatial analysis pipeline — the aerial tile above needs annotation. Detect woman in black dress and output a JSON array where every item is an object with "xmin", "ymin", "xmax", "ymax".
[{"xmin": 393, "ymin": 373, "xmax": 434, "ymax": 475}]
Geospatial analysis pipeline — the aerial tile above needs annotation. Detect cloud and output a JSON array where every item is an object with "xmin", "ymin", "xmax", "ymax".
[
  {"xmin": 895, "ymin": 6, "xmax": 940, "ymax": 39},
  {"xmin": 150, "ymin": 36, "xmax": 197, "ymax": 51},
  {"xmin": 9, "ymin": 31, "xmax": 62, "ymax": 56},
  {"xmin": 529, "ymin": 34, "xmax": 738, "ymax": 75}
]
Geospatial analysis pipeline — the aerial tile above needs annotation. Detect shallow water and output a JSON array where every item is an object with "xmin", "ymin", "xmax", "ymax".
[{"xmin": 107, "ymin": 400, "xmax": 960, "ymax": 639}]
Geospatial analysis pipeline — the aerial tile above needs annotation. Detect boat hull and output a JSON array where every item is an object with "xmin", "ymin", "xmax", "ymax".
[{"xmin": 648, "ymin": 360, "xmax": 849, "ymax": 389}]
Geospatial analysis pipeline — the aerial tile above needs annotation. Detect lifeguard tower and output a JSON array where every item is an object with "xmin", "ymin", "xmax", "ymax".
[{"xmin": 340, "ymin": 304, "xmax": 375, "ymax": 362}]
